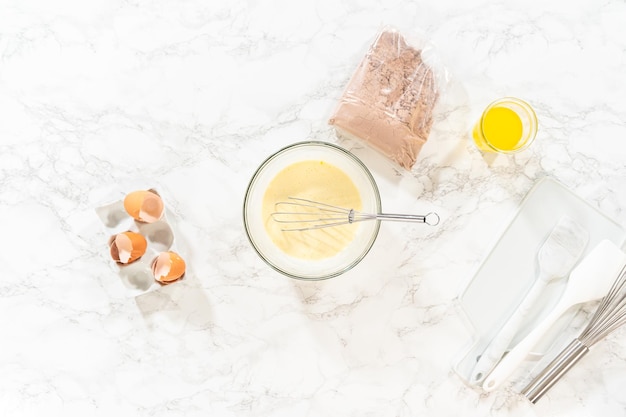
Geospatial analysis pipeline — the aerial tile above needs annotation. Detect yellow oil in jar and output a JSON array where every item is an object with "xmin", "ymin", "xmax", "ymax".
[{"xmin": 473, "ymin": 106, "xmax": 524, "ymax": 152}]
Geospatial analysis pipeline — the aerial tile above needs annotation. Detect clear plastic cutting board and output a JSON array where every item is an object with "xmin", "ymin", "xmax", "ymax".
[{"xmin": 453, "ymin": 177, "xmax": 626, "ymax": 388}]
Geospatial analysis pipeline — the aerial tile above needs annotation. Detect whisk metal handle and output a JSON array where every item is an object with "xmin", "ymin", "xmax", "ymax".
[
  {"xmin": 373, "ymin": 212, "xmax": 440, "ymax": 226},
  {"xmin": 520, "ymin": 338, "xmax": 589, "ymax": 404}
]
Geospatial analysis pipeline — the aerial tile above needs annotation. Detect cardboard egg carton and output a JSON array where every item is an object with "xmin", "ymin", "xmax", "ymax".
[{"xmin": 95, "ymin": 188, "xmax": 186, "ymax": 297}]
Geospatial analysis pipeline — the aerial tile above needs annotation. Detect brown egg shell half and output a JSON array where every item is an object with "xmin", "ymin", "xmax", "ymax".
[
  {"xmin": 109, "ymin": 231, "xmax": 147, "ymax": 264},
  {"xmin": 151, "ymin": 251, "xmax": 186, "ymax": 284},
  {"xmin": 123, "ymin": 189, "xmax": 164, "ymax": 223}
]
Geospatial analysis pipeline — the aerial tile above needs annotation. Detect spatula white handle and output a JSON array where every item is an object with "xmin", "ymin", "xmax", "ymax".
[
  {"xmin": 470, "ymin": 276, "xmax": 550, "ymax": 384},
  {"xmin": 482, "ymin": 299, "xmax": 569, "ymax": 391}
]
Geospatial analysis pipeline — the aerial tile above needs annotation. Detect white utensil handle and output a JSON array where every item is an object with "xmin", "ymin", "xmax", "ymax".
[
  {"xmin": 470, "ymin": 276, "xmax": 549, "ymax": 384},
  {"xmin": 482, "ymin": 300, "xmax": 568, "ymax": 391}
]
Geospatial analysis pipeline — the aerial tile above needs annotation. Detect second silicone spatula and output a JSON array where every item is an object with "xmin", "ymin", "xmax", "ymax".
[
  {"xmin": 470, "ymin": 216, "xmax": 588, "ymax": 385},
  {"xmin": 482, "ymin": 239, "xmax": 626, "ymax": 391}
]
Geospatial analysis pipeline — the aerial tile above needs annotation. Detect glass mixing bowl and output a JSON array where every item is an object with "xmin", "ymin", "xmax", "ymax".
[{"xmin": 243, "ymin": 141, "xmax": 381, "ymax": 280}]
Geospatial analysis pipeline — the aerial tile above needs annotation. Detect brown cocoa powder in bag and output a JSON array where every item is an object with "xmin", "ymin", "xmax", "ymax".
[{"xmin": 329, "ymin": 29, "xmax": 439, "ymax": 169}]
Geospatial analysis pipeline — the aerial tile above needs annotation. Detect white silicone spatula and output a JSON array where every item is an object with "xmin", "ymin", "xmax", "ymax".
[
  {"xmin": 482, "ymin": 239, "xmax": 626, "ymax": 392},
  {"xmin": 470, "ymin": 216, "xmax": 588, "ymax": 385}
]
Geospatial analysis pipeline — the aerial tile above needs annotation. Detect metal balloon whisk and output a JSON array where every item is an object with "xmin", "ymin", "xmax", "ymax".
[
  {"xmin": 271, "ymin": 197, "xmax": 439, "ymax": 232},
  {"xmin": 522, "ymin": 262, "xmax": 626, "ymax": 403}
]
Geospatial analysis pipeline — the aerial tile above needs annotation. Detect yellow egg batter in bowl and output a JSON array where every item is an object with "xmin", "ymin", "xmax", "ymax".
[{"xmin": 243, "ymin": 141, "xmax": 381, "ymax": 280}]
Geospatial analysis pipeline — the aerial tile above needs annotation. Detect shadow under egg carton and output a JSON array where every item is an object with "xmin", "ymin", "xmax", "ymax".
[{"xmin": 95, "ymin": 189, "xmax": 185, "ymax": 297}]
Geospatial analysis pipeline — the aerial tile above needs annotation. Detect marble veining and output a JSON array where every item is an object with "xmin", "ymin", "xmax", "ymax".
[{"xmin": 1, "ymin": 0, "xmax": 626, "ymax": 416}]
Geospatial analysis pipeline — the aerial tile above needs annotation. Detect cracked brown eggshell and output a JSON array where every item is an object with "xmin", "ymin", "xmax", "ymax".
[
  {"xmin": 123, "ymin": 190, "xmax": 164, "ymax": 223},
  {"xmin": 151, "ymin": 251, "xmax": 186, "ymax": 283},
  {"xmin": 109, "ymin": 231, "xmax": 148, "ymax": 264}
]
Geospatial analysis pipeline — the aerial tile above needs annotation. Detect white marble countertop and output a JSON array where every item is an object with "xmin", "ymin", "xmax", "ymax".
[{"xmin": 2, "ymin": 0, "xmax": 626, "ymax": 416}]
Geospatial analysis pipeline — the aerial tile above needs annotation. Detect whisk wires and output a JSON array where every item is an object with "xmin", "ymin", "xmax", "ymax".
[
  {"xmin": 271, "ymin": 197, "xmax": 370, "ymax": 231},
  {"xmin": 579, "ymin": 263, "xmax": 626, "ymax": 346}
]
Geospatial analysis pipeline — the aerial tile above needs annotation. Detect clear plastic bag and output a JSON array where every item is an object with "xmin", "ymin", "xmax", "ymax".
[{"xmin": 329, "ymin": 28, "xmax": 445, "ymax": 170}]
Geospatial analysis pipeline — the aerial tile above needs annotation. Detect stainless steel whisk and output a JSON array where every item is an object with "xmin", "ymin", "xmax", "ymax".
[
  {"xmin": 521, "ymin": 262, "xmax": 626, "ymax": 403},
  {"xmin": 271, "ymin": 197, "xmax": 440, "ymax": 231}
]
